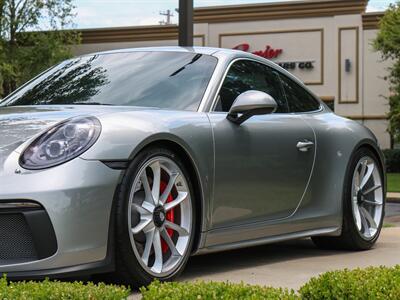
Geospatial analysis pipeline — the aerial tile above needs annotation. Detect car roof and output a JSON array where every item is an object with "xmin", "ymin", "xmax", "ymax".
[{"xmin": 85, "ymin": 46, "xmax": 245, "ymax": 58}]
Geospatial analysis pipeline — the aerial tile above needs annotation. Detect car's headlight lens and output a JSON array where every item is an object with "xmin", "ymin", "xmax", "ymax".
[{"xmin": 20, "ymin": 116, "xmax": 101, "ymax": 170}]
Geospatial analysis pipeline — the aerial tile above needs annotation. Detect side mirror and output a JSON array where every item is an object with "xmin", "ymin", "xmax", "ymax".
[{"xmin": 227, "ymin": 90, "xmax": 278, "ymax": 125}]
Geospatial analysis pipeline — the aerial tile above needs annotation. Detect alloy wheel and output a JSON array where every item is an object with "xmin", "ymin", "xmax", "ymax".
[
  {"xmin": 351, "ymin": 156, "xmax": 383, "ymax": 240},
  {"xmin": 128, "ymin": 156, "xmax": 192, "ymax": 277}
]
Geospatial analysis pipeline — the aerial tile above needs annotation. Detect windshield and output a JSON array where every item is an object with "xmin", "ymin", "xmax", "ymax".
[{"xmin": 0, "ymin": 51, "xmax": 218, "ymax": 111}]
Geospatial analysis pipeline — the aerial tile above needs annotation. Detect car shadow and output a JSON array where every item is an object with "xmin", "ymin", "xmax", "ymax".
[{"xmin": 181, "ymin": 238, "xmax": 351, "ymax": 280}]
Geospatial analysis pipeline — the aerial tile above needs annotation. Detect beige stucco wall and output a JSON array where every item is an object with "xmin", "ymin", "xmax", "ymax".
[
  {"xmin": 361, "ymin": 29, "xmax": 391, "ymax": 149},
  {"xmin": 363, "ymin": 29, "xmax": 391, "ymax": 117}
]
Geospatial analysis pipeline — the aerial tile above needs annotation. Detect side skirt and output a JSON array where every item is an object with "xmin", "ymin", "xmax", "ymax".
[{"xmin": 194, "ymin": 227, "xmax": 341, "ymax": 255}]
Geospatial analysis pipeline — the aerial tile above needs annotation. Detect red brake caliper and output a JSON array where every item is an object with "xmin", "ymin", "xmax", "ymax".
[{"xmin": 160, "ymin": 181, "xmax": 175, "ymax": 253}]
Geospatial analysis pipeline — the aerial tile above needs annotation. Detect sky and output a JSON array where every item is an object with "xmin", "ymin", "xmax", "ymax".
[{"xmin": 72, "ymin": 0, "xmax": 395, "ymax": 29}]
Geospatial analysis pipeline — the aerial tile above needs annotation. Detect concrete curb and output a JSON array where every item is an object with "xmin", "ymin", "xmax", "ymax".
[{"xmin": 387, "ymin": 193, "xmax": 400, "ymax": 203}]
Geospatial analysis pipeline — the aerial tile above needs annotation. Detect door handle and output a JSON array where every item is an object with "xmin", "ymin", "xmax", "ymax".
[{"xmin": 296, "ymin": 140, "xmax": 314, "ymax": 152}]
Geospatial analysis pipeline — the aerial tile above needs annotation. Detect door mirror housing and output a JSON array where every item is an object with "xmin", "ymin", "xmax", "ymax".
[{"xmin": 227, "ymin": 90, "xmax": 278, "ymax": 125}]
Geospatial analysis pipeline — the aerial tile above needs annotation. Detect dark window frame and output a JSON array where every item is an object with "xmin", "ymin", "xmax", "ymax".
[
  {"xmin": 276, "ymin": 72, "xmax": 323, "ymax": 114},
  {"xmin": 209, "ymin": 57, "xmax": 323, "ymax": 115}
]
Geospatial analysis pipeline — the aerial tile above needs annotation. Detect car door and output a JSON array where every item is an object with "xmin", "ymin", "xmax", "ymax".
[{"xmin": 208, "ymin": 59, "xmax": 316, "ymax": 229}]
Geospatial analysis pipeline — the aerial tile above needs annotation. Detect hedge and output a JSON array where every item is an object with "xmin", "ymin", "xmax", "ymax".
[
  {"xmin": 383, "ymin": 149, "xmax": 400, "ymax": 173},
  {"xmin": 141, "ymin": 281, "xmax": 297, "ymax": 300},
  {"xmin": 2, "ymin": 265, "xmax": 400, "ymax": 299},
  {"xmin": 0, "ymin": 276, "xmax": 130, "ymax": 300},
  {"xmin": 141, "ymin": 265, "xmax": 400, "ymax": 300},
  {"xmin": 300, "ymin": 266, "xmax": 400, "ymax": 299}
]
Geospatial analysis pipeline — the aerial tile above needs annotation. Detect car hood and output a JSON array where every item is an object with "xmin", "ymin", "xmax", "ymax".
[{"xmin": 0, "ymin": 105, "xmax": 151, "ymax": 167}]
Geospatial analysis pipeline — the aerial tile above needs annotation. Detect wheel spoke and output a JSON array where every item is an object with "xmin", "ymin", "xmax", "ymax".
[
  {"xmin": 360, "ymin": 206, "xmax": 378, "ymax": 229},
  {"xmin": 151, "ymin": 229, "xmax": 163, "ymax": 273},
  {"xmin": 164, "ymin": 191, "xmax": 188, "ymax": 212},
  {"xmin": 360, "ymin": 163, "xmax": 374, "ymax": 190},
  {"xmin": 359, "ymin": 160, "xmax": 367, "ymax": 182},
  {"xmin": 359, "ymin": 207, "xmax": 371, "ymax": 237},
  {"xmin": 160, "ymin": 173, "xmax": 179, "ymax": 204},
  {"xmin": 142, "ymin": 228, "xmax": 155, "ymax": 266},
  {"xmin": 140, "ymin": 172, "xmax": 154, "ymax": 204},
  {"xmin": 363, "ymin": 199, "xmax": 383, "ymax": 206},
  {"xmin": 362, "ymin": 184, "xmax": 382, "ymax": 196},
  {"xmin": 132, "ymin": 203, "xmax": 152, "ymax": 215},
  {"xmin": 353, "ymin": 203, "xmax": 362, "ymax": 230},
  {"xmin": 160, "ymin": 228, "xmax": 181, "ymax": 256},
  {"xmin": 165, "ymin": 220, "xmax": 189, "ymax": 237},
  {"xmin": 354, "ymin": 171, "xmax": 361, "ymax": 191},
  {"xmin": 132, "ymin": 218, "xmax": 152, "ymax": 234},
  {"xmin": 150, "ymin": 161, "xmax": 161, "ymax": 205}
]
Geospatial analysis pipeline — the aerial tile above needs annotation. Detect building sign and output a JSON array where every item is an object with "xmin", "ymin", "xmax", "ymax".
[
  {"xmin": 233, "ymin": 43, "xmax": 315, "ymax": 71},
  {"xmin": 277, "ymin": 61, "xmax": 315, "ymax": 70},
  {"xmin": 233, "ymin": 43, "xmax": 283, "ymax": 59}
]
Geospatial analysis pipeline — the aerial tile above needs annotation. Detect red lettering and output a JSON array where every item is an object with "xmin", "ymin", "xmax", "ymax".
[{"xmin": 232, "ymin": 44, "xmax": 283, "ymax": 59}]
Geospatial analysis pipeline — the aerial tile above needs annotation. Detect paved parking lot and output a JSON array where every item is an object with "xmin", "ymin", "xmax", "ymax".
[
  {"xmin": 130, "ymin": 203, "xmax": 400, "ymax": 298},
  {"xmin": 179, "ymin": 203, "xmax": 400, "ymax": 289},
  {"xmin": 182, "ymin": 227, "xmax": 400, "ymax": 289}
]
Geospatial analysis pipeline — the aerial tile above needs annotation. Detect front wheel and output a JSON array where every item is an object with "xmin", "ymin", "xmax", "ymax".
[
  {"xmin": 312, "ymin": 147, "xmax": 385, "ymax": 250},
  {"xmin": 115, "ymin": 147, "xmax": 195, "ymax": 287}
]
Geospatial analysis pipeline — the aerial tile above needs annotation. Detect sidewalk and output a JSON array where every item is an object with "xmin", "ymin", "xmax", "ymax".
[{"xmin": 388, "ymin": 192, "xmax": 400, "ymax": 202}]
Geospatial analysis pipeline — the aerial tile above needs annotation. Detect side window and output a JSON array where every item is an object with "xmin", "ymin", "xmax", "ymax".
[
  {"xmin": 214, "ymin": 60, "xmax": 289, "ymax": 113},
  {"xmin": 279, "ymin": 74, "xmax": 321, "ymax": 113}
]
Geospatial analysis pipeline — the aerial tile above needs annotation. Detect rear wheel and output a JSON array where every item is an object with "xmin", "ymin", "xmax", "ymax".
[
  {"xmin": 312, "ymin": 147, "xmax": 385, "ymax": 250},
  {"xmin": 115, "ymin": 147, "xmax": 195, "ymax": 287}
]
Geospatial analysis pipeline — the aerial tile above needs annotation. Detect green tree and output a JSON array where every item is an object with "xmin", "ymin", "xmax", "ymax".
[
  {"xmin": 0, "ymin": 0, "xmax": 80, "ymax": 98},
  {"xmin": 374, "ymin": 3, "xmax": 400, "ymax": 145}
]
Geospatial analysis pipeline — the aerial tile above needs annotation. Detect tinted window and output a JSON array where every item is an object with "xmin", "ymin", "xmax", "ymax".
[
  {"xmin": 279, "ymin": 74, "xmax": 321, "ymax": 113},
  {"xmin": 0, "ymin": 52, "xmax": 217, "ymax": 111},
  {"xmin": 214, "ymin": 60, "xmax": 288, "ymax": 113}
]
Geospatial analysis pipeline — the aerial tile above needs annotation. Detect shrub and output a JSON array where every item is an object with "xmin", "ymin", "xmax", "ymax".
[
  {"xmin": 0, "ymin": 275, "xmax": 130, "ymax": 300},
  {"xmin": 299, "ymin": 265, "xmax": 400, "ymax": 300},
  {"xmin": 141, "ymin": 266, "xmax": 400, "ymax": 300},
  {"xmin": 140, "ymin": 280, "xmax": 298, "ymax": 300},
  {"xmin": 384, "ymin": 149, "xmax": 400, "ymax": 172}
]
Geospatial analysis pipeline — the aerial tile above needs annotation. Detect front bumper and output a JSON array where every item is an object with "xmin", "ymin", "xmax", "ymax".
[{"xmin": 0, "ymin": 150, "xmax": 122, "ymax": 276}]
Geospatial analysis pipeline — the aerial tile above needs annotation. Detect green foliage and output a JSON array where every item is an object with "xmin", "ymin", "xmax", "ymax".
[
  {"xmin": 0, "ymin": 275, "xmax": 130, "ymax": 299},
  {"xmin": 299, "ymin": 266, "xmax": 400, "ymax": 300},
  {"xmin": 0, "ymin": 0, "xmax": 80, "ymax": 98},
  {"xmin": 141, "ymin": 280, "xmax": 298, "ymax": 300},
  {"xmin": 384, "ymin": 149, "xmax": 400, "ymax": 173},
  {"xmin": 374, "ymin": 3, "xmax": 400, "ymax": 144},
  {"xmin": 387, "ymin": 173, "xmax": 400, "ymax": 192},
  {"xmin": 141, "ymin": 266, "xmax": 400, "ymax": 300}
]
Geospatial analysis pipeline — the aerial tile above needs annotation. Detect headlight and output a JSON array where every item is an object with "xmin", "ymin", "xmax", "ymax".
[{"xmin": 20, "ymin": 116, "xmax": 101, "ymax": 170}]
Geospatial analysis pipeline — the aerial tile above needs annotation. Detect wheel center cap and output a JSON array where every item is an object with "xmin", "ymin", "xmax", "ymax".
[{"xmin": 153, "ymin": 206, "xmax": 166, "ymax": 227}]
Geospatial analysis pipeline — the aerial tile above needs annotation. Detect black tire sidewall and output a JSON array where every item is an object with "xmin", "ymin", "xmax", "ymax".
[{"xmin": 115, "ymin": 147, "xmax": 196, "ymax": 287}]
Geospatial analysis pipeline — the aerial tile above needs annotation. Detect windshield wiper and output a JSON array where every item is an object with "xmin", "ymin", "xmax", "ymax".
[{"xmin": 169, "ymin": 54, "xmax": 202, "ymax": 77}]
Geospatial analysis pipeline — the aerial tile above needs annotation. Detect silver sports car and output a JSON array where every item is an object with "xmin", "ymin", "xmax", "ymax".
[{"xmin": 0, "ymin": 47, "xmax": 386, "ymax": 287}]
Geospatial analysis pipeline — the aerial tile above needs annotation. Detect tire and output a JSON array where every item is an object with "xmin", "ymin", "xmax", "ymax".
[
  {"xmin": 114, "ymin": 147, "xmax": 196, "ymax": 288},
  {"xmin": 312, "ymin": 147, "xmax": 385, "ymax": 250}
]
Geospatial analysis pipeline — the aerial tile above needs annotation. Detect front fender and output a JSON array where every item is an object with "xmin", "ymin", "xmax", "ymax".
[{"xmin": 81, "ymin": 110, "xmax": 214, "ymax": 234}]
